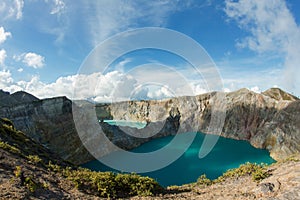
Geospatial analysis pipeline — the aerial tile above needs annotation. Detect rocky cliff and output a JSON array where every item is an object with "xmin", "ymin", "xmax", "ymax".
[
  {"xmin": 0, "ymin": 88, "xmax": 299, "ymax": 164},
  {"xmin": 96, "ymin": 88, "xmax": 300, "ymax": 161},
  {"xmin": 0, "ymin": 96, "xmax": 92, "ymax": 164}
]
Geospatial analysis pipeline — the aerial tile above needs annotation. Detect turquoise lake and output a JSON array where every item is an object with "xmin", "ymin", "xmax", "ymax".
[{"xmin": 82, "ymin": 130, "xmax": 275, "ymax": 187}]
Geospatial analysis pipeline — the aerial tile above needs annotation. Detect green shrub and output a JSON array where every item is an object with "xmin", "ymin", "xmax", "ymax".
[
  {"xmin": 47, "ymin": 161, "xmax": 62, "ymax": 172},
  {"xmin": 65, "ymin": 169, "xmax": 163, "ymax": 198},
  {"xmin": 24, "ymin": 176, "xmax": 38, "ymax": 192},
  {"xmin": 115, "ymin": 173, "xmax": 163, "ymax": 196},
  {"xmin": 214, "ymin": 162, "xmax": 270, "ymax": 183},
  {"xmin": 283, "ymin": 155, "xmax": 300, "ymax": 162},
  {"xmin": 0, "ymin": 118, "xmax": 14, "ymax": 129},
  {"xmin": 251, "ymin": 168, "xmax": 270, "ymax": 181},
  {"xmin": 0, "ymin": 141, "xmax": 21, "ymax": 154},
  {"xmin": 14, "ymin": 166, "xmax": 22, "ymax": 177},
  {"xmin": 197, "ymin": 174, "xmax": 212, "ymax": 187},
  {"xmin": 27, "ymin": 155, "xmax": 42, "ymax": 164}
]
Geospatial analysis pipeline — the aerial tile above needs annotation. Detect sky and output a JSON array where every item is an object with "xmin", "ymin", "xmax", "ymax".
[{"xmin": 0, "ymin": 0, "xmax": 299, "ymax": 102}]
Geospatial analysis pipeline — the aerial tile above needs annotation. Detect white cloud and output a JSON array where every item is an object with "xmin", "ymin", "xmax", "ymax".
[
  {"xmin": 49, "ymin": 0, "xmax": 65, "ymax": 15},
  {"xmin": 17, "ymin": 68, "xmax": 23, "ymax": 72},
  {"xmin": 0, "ymin": 70, "xmax": 13, "ymax": 89},
  {"xmin": 0, "ymin": 0, "xmax": 24, "ymax": 21},
  {"xmin": 190, "ymin": 83, "xmax": 208, "ymax": 95},
  {"xmin": 126, "ymin": 63, "xmax": 209, "ymax": 97},
  {"xmin": 225, "ymin": 0, "xmax": 300, "ymax": 95},
  {"xmin": 0, "ymin": 68, "xmax": 212, "ymax": 102},
  {"xmin": 22, "ymin": 52, "xmax": 45, "ymax": 68},
  {"xmin": 249, "ymin": 86, "xmax": 261, "ymax": 93},
  {"xmin": 0, "ymin": 70, "xmax": 136, "ymax": 101},
  {"xmin": 147, "ymin": 86, "xmax": 174, "ymax": 100},
  {"xmin": 0, "ymin": 49, "xmax": 7, "ymax": 65},
  {"xmin": 0, "ymin": 27, "xmax": 11, "ymax": 44},
  {"xmin": 223, "ymin": 88, "xmax": 231, "ymax": 93}
]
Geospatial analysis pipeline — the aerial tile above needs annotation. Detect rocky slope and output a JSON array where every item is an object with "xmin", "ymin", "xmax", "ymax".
[
  {"xmin": 0, "ymin": 118, "xmax": 162, "ymax": 199},
  {"xmin": 0, "ymin": 96, "xmax": 92, "ymax": 164},
  {"xmin": 0, "ymin": 88, "xmax": 299, "ymax": 164}
]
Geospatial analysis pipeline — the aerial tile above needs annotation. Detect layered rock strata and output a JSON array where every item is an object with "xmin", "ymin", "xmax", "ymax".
[{"xmin": 0, "ymin": 88, "xmax": 299, "ymax": 164}]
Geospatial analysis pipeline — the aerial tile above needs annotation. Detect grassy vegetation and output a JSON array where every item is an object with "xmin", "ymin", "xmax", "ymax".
[
  {"xmin": 282, "ymin": 154, "xmax": 300, "ymax": 162},
  {"xmin": 196, "ymin": 174, "xmax": 212, "ymax": 187},
  {"xmin": 20, "ymin": 159, "xmax": 162, "ymax": 197},
  {"xmin": 27, "ymin": 155, "xmax": 43, "ymax": 164},
  {"xmin": 196, "ymin": 162, "xmax": 271, "ymax": 188},
  {"xmin": 0, "ymin": 140, "xmax": 21, "ymax": 154},
  {"xmin": 24, "ymin": 176, "xmax": 38, "ymax": 193},
  {"xmin": 216, "ymin": 162, "xmax": 270, "ymax": 182},
  {"xmin": 61, "ymin": 166, "xmax": 163, "ymax": 198},
  {"xmin": 14, "ymin": 166, "xmax": 22, "ymax": 178},
  {"xmin": 13, "ymin": 166, "xmax": 39, "ymax": 193}
]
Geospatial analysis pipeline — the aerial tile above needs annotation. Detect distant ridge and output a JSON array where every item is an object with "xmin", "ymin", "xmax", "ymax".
[
  {"xmin": 262, "ymin": 88, "xmax": 298, "ymax": 101},
  {"xmin": 0, "ymin": 90, "xmax": 39, "ymax": 107},
  {"xmin": 0, "ymin": 90, "xmax": 18, "ymax": 107},
  {"xmin": 11, "ymin": 91, "xmax": 39, "ymax": 103}
]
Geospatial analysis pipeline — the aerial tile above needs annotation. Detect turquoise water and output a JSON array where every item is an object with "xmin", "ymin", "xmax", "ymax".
[
  {"xmin": 83, "ymin": 132, "xmax": 275, "ymax": 187},
  {"xmin": 103, "ymin": 120, "xmax": 147, "ymax": 129}
]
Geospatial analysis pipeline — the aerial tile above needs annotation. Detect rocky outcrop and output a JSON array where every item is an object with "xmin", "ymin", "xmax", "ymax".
[
  {"xmin": 0, "ymin": 97, "xmax": 93, "ymax": 164},
  {"xmin": 223, "ymin": 89, "xmax": 299, "ymax": 160},
  {"xmin": 0, "ymin": 88, "xmax": 299, "ymax": 164},
  {"xmin": 262, "ymin": 87, "xmax": 298, "ymax": 101}
]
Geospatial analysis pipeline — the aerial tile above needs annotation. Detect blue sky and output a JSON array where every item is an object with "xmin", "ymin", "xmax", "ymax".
[{"xmin": 0, "ymin": 0, "xmax": 299, "ymax": 101}]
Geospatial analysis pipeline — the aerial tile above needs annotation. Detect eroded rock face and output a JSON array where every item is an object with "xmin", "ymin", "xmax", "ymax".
[
  {"xmin": 97, "ymin": 88, "xmax": 300, "ymax": 161},
  {"xmin": 0, "ymin": 88, "xmax": 299, "ymax": 164},
  {"xmin": 0, "ymin": 97, "xmax": 93, "ymax": 164}
]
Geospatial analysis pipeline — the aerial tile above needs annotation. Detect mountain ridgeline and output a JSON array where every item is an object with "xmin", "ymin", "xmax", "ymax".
[{"xmin": 0, "ymin": 88, "xmax": 299, "ymax": 164}]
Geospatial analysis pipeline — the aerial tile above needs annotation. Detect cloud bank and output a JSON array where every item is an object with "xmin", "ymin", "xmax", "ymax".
[{"xmin": 0, "ymin": 69, "xmax": 211, "ymax": 102}]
